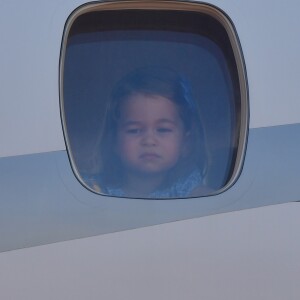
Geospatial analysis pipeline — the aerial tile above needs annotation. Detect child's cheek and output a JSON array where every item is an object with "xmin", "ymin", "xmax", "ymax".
[{"xmin": 118, "ymin": 135, "xmax": 137, "ymax": 155}]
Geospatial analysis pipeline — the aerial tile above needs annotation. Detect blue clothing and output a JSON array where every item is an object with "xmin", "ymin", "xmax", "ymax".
[{"xmin": 84, "ymin": 169, "xmax": 203, "ymax": 198}]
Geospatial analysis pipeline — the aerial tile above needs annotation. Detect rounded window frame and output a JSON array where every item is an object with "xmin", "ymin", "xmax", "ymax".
[{"xmin": 59, "ymin": 0, "xmax": 249, "ymax": 198}]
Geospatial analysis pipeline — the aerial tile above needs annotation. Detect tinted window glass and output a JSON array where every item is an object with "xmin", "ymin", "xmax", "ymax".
[{"xmin": 61, "ymin": 5, "xmax": 246, "ymax": 199}]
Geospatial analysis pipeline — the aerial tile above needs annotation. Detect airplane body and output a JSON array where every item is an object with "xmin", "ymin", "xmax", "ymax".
[{"xmin": 0, "ymin": 1, "xmax": 300, "ymax": 299}]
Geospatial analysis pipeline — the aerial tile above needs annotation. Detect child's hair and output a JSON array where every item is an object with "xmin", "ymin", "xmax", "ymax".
[{"xmin": 95, "ymin": 66, "xmax": 209, "ymax": 189}]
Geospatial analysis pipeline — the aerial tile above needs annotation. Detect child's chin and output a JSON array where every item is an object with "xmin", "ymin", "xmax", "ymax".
[{"xmin": 136, "ymin": 168, "xmax": 167, "ymax": 177}]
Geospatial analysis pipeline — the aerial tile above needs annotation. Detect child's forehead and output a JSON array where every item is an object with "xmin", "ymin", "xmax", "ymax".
[
  {"xmin": 119, "ymin": 93, "xmax": 182, "ymax": 121},
  {"xmin": 123, "ymin": 92, "xmax": 176, "ymax": 107},
  {"xmin": 122, "ymin": 93, "xmax": 177, "ymax": 110},
  {"xmin": 128, "ymin": 91, "xmax": 167, "ymax": 100}
]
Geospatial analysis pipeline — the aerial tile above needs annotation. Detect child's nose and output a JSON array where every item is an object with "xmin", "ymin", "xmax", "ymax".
[{"xmin": 141, "ymin": 130, "xmax": 157, "ymax": 146}]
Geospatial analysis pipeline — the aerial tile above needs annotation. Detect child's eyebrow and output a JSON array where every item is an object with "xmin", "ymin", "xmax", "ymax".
[
  {"xmin": 157, "ymin": 119, "xmax": 178, "ymax": 125},
  {"xmin": 122, "ymin": 120, "xmax": 142, "ymax": 126},
  {"xmin": 121, "ymin": 119, "xmax": 179, "ymax": 126}
]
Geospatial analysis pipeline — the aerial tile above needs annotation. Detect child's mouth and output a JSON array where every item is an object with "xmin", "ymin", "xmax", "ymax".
[{"xmin": 140, "ymin": 153, "xmax": 160, "ymax": 160}]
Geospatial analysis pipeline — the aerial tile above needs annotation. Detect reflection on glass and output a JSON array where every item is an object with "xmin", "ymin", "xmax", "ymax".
[
  {"xmin": 85, "ymin": 67, "xmax": 210, "ymax": 198},
  {"xmin": 63, "ymin": 9, "xmax": 241, "ymax": 198}
]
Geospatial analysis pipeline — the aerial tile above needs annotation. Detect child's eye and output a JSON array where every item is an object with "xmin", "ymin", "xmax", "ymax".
[
  {"xmin": 157, "ymin": 127, "xmax": 173, "ymax": 133},
  {"xmin": 126, "ymin": 128, "xmax": 141, "ymax": 134}
]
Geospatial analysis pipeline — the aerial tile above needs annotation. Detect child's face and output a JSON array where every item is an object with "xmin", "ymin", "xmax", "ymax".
[{"xmin": 116, "ymin": 93, "xmax": 187, "ymax": 177}]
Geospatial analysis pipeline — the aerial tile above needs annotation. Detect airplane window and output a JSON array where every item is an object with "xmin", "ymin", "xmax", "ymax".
[{"xmin": 60, "ymin": 2, "xmax": 248, "ymax": 199}]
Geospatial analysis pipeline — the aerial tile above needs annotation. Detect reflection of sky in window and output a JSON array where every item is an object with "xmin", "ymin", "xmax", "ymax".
[{"xmin": 64, "ymin": 30, "xmax": 235, "ymax": 189}]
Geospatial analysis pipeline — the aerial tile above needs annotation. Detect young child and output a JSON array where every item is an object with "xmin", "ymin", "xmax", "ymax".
[{"xmin": 89, "ymin": 67, "xmax": 210, "ymax": 198}]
